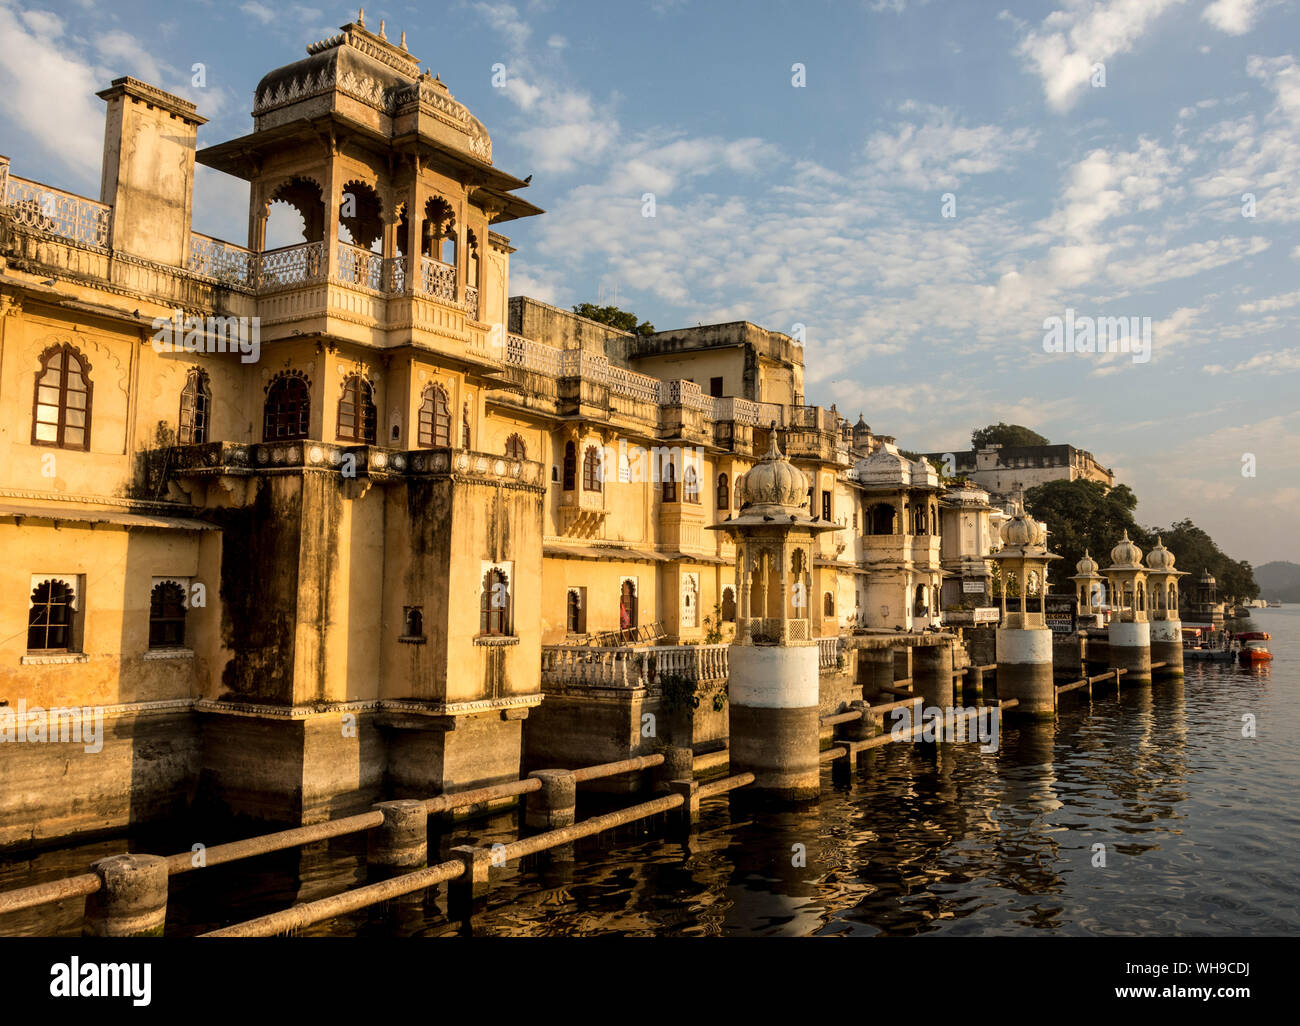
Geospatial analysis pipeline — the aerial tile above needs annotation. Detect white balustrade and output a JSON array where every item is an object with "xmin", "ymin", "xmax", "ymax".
[
  {"xmin": 335, "ymin": 242, "xmax": 384, "ymax": 291},
  {"xmin": 463, "ymin": 285, "xmax": 479, "ymax": 319},
  {"xmin": 419, "ymin": 256, "xmax": 457, "ymax": 301},
  {"xmin": 189, "ymin": 233, "xmax": 254, "ymax": 285},
  {"xmin": 253, "ymin": 241, "xmax": 326, "ymax": 290},
  {"xmin": 4, "ymin": 174, "xmax": 110, "ymax": 248},
  {"xmin": 540, "ymin": 643, "xmax": 729, "ymax": 688}
]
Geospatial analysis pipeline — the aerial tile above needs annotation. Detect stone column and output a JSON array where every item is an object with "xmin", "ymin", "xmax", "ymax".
[
  {"xmin": 83, "ymin": 854, "xmax": 169, "ymax": 937},
  {"xmin": 913, "ymin": 643, "xmax": 953, "ymax": 709},
  {"xmin": 1150, "ymin": 619, "xmax": 1184, "ymax": 677},
  {"xmin": 367, "ymin": 800, "xmax": 428, "ymax": 877},
  {"xmin": 996, "ymin": 626, "xmax": 1055, "ymax": 718},
  {"xmin": 1110, "ymin": 621, "xmax": 1152, "ymax": 684},
  {"xmin": 729, "ymin": 643, "xmax": 821, "ymax": 801},
  {"xmin": 857, "ymin": 646, "xmax": 894, "ymax": 702},
  {"xmin": 525, "ymin": 770, "xmax": 577, "ymax": 830}
]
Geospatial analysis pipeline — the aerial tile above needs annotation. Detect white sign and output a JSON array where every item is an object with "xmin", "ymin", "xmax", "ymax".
[
  {"xmin": 973, "ymin": 607, "xmax": 1000, "ymax": 623},
  {"xmin": 962, "ymin": 580, "xmax": 986, "ymax": 593}
]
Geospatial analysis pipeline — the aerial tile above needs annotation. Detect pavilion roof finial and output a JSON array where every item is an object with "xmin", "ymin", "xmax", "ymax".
[{"xmin": 358, "ymin": 7, "xmax": 365, "ymax": 27}]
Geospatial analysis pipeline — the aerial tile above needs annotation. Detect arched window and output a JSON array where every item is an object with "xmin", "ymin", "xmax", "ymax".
[
  {"xmin": 417, "ymin": 384, "xmax": 451, "ymax": 447},
  {"xmin": 566, "ymin": 588, "xmax": 586, "ymax": 634},
  {"xmin": 721, "ymin": 587, "xmax": 736, "ymax": 622},
  {"xmin": 582, "ymin": 445, "xmax": 602, "ymax": 491},
  {"xmin": 717, "ymin": 473, "xmax": 729, "ymax": 510},
  {"xmin": 178, "ymin": 368, "xmax": 210, "ymax": 445},
  {"xmin": 149, "ymin": 581, "xmax": 187, "ymax": 649},
  {"xmin": 824, "ymin": 592, "xmax": 835, "ymax": 617},
  {"xmin": 868, "ymin": 503, "xmax": 895, "ymax": 535},
  {"xmin": 662, "ymin": 461, "xmax": 677, "ymax": 502},
  {"xmin": 683, "ymin": 466, "xmax": 699, "ymax": 503},
  {"xmin": 914, "ymin": 585, "xmax": 928, "ymax": 616},
  {"xmin": 480, "ymin": 567, "xmax": 511, "ymax": 636},
  {"xmin": 33, "ymin": 344, "xmax": 92, "ymax": 450},
  {"xmin": 462, "ymin": 403, "xmax": 471, "ymax": 449},
  {"xmin": 620, "ymin": 579, "xmax": 638, "ymax": 634},
  {"xmin": 403, "ymin": 607, "xmax": 424, "ymax": 638},
  {"xmin": 27, "ymin": 579, "xmax": 75, "ymax": 652},
  {"xmin": 562, "ymin": 441, "xmax": 577, "ymax": 490},
  {"xmin": 336, "ymin": 374, "xmax": 376, "ymax": 444},
  {"xmin": 505, "ymin": 433, "xmax": 527, "ymax": 459},
  {"xmin": 263, "ymin": 373, "xmax": 310, "ymax": 441}
]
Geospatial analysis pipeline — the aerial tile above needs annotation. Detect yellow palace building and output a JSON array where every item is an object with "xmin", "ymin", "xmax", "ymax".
[{"xmin": 0, "ymin": 18, "xmax": 959, "ymax": 848}]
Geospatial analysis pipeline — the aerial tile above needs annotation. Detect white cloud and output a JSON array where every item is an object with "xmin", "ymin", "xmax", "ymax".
[
  {"xmin": 863, "ymin": 103, "xmax": 1035, "ymax": 189},
  {"xmin": 1239, "ymin": 289, "xmax": 1300, "ymax": 313},
  {"xmin": 1202, "ymin": 0, "xmax": 1263, "ymax": 34},
  {"xmin": 473, "ymin": 1, "xmax": 531, "ymax": 51},
  {"xmin": 1011, "ymin": 0, "xmax": 1187, "ymax": 112},
  {"xmin": 239, "ymin": 2, "xmax": 274, "ymax": 25}
]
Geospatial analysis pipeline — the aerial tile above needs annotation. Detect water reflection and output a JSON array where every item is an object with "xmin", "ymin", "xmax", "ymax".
[{"xmin": 3, "ymin": 612, "xmax": 1299, "ymax": 937}]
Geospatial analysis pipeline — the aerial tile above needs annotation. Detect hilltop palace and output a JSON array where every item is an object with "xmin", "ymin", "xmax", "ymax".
[{"xmin": 0, "ymin": 19, "xmax": 1145, "ymax": 846}]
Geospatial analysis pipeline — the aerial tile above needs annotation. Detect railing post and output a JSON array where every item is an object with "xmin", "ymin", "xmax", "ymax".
[
  {"xmin": 83, "ymin": 854, "xmax": 169, "ymax": 937},
  {"xmin": 367, "ymin": 800, "xmax": 428, "ymax": 878},
  {"xmin": 668, "ymin": 779, "xmax": 700, "ymax": 831},
  {"xmin": 525, "ymin": 770, "xmax": 577, "ymax": 830},
  {"xmin": 654, "ymin": 745, "xmax": 694, "ymax": 793},
  {"xmin": 449, "ymin": 845, "xmax": 493, "ymax": 918}
]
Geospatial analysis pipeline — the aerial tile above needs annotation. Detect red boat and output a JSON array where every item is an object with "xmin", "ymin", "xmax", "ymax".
[{"xmin": 1237, "ymin": 632, "xmax": 1273, "ymax": 663}]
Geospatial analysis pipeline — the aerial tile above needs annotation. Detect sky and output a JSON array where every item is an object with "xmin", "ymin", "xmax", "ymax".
[{"xmin": 0, "ymin": 0, "xmax": 1297, "ymax": 566}]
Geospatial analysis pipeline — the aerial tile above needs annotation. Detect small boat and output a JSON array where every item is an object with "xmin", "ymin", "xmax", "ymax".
[
  {"xmin": 1183, "ymin": 626, "xmax": 1237, "ymax": 661},
  {"xmin": 1268, "ymin": 601, "xmax": 1282, "ymax": 608},
  {"xmin": 1237, "ymin": 631, "xmax": 1273, "ymax": 663}
]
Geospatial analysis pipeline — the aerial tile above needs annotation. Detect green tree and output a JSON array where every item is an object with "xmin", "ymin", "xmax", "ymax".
[
  {"xmin": 1149, "ymin": 518, "xmax": 1259, "ymax": 602},
  {"xmin": 971, "ymin": 423, "xmax": 1050, "ymax": 449},
  {"xmin": 572, "ymin": 303, "xmax": 655, "ymax": 336},
  {"xmin": 1023, "ymin": 479, "xmax": 1150, "ymax": 592}
]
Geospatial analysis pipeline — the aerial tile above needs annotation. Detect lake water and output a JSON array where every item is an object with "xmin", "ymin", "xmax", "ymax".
[{"xmin": 3, "ymin": 608, "xmax": 1297, "ymax": 937}]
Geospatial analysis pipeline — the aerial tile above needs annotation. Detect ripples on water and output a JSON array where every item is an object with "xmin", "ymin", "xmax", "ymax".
[{"xmin": 3, "ymin": 611, "xmax": 1298, "ymax": 937}]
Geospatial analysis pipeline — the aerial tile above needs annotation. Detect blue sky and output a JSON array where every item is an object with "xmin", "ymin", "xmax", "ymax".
[{"xmin": 1, "ymin": 0, "xmax": 1298, "ymax": 565}]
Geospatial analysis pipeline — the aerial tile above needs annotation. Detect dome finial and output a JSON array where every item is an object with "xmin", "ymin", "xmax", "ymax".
[{"xmin": 358, "ymin": 7, "xmax": 365, "ymax": 27}]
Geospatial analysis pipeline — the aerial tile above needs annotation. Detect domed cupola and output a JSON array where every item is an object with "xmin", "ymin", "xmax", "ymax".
[
  {"xmin": 1145, "ymin": 536, "xmax": 1176, "ymax": 571},
  {"xmin": 1076, "ymin": 550, "xmax": 1099, "ymax": 575},
  {"xmin": 1110, "ymin": 531, "xmax": 1143, "ymax": 568},
  {"xmin": 740, "ymin": 434, "xmax": 809, "ymax": 510}
]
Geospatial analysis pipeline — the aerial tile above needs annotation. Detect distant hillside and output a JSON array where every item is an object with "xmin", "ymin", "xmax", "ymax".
[{"xmin": 1254, "ymin": 561, "xmax": 1300, "ymax": 603}]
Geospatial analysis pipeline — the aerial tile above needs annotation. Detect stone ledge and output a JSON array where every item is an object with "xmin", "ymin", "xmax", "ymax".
[
  {"xmin": 19, "ymin": 653, "xmax": 90, "ymax": 665},
  {"xmin": 142, "ymin": 648, "xmax": 195, "ymax": 661}
]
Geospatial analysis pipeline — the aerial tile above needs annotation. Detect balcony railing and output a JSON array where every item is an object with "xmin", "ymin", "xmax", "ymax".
[
  {"xmin": 540, "ymin": 643, "xmax": 729, "ymax": 689},
  {"xmin": 505, "ymin": 333, "xmax": 562, "ymax": 376},
  {"xmin": 419, "ymin": 256, "xmax": 457, "ymax": 301},
  {"xmin": 817, "ymin": 635, "xmax": 843, "ymax": 669},
  {"xmin": 335, "ymin": 241, "xmax": 384, "ymax": 291},
  {"xmin": 254, "ymin": 241, "xmax": 327, "ymax": 291},
  {"xmin": 3, "ymin": 173, "xmax": 110, "ymax": 249},
  {"xmin": 189, "ymin": 233, "xmax": 254, "ymax": 285},
  {"xmin": 712, "ymin": 396, "xmax": 760, "ymax": 425},
  {"xmin": 462, "ymin": 285, "xmax": 479, "ymax": 319},
  {"xmin": 737, "ymin": 617, "xmax": 810, "ymax": 644}
]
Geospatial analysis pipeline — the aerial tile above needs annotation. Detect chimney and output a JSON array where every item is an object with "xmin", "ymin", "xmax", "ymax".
[{"xmin": 97, "ymin": 77, "xmax": 207, "ymax": 267}]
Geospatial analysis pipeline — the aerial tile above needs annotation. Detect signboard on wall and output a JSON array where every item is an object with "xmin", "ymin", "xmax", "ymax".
[
  {"xmin": 962, "ymin": 579, "xmax": 986, "ymax": 593},
  {"xmin": 1045, "ymin": 595, "xmax": 1077, "ymax": 635},
  {"xmin": 973, "ymin": 607, "xmax": 1000, "ymax": 623}
]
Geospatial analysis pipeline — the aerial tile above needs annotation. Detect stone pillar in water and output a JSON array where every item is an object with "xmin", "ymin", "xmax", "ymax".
[
  {"xmin": 1144, "ymin": 537, "xmax": 1188, "ymax": 678},
  {"xmin": 1104, "ymin": 532, "xmax": 1152, "ymax": 684},
  {"xmin": 990, "ymin": 503, "xmax": 1061, "ymax": 719},
  {"xmin": 708, "ymin": 432, "xmax": 840, "ymax": 802}
]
